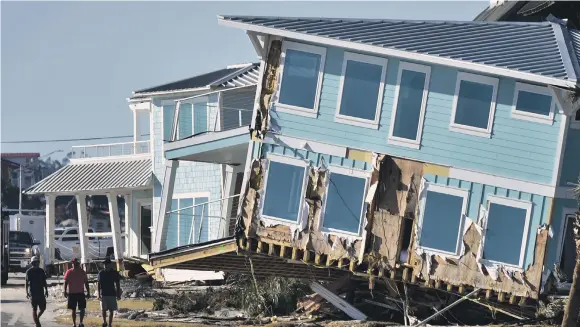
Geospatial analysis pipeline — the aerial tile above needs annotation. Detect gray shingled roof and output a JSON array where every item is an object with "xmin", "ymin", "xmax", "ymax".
[
  {"xmin": 25, "ymin": 159, "xmax": 152, "ymax": 194},
  {"xmin": 133, "ymin": 63, "xmax": 259, "ymax": 95},
  {"xmin": 219, "ymin": 15, "xmax": 580, "ymax": 86}
]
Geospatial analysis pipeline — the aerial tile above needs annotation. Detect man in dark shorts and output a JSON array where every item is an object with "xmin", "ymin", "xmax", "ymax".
[
  {"xmin": 97, "ymin": 257, "xmax": 122, "ymax": 327},
  {"xmin": 64, "ymin": 258, "xmax": 90, "ymax": 327},
  {"xmin": 25, "ymin": 256, "xmax": 48, "ymax": 327}
]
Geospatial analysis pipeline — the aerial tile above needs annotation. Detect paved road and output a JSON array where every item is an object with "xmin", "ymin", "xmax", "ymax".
[{"xmin": 1, "ymin": 273, "xmax": 65, "ymax": 327}]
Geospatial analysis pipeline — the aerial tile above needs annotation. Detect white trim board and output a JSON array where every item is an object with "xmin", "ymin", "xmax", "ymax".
[
  {"xmin": 448, "ymin": 167, "xmax": 554, "ymax": 197},
  {"xmin": 449, "ymin": 72, "xmax": 499, "ymax": 138},
  {"xmin": 388, "ymin": 61, "xmax": 431, "ymax": 149},
  {"xmin": 275, "ymin": 41, "xmax": 327, "ymax": 119},
  {"xmin": 511, "ymin": 82, "xmax": 555, "ymax": 125},
  {"xmin": 479, "ymin": 195, "xmax": 533, "ymax": 270},
  {"xmin": 218, "ymin": 18, "xmax": 577, "ymax": 89},
  {"xmin": 334, "ymin": 51, "xmax": 388, "ymax": 129},
  {"xmin": 553, "ymin": 114, "xmax": 569, "ymax": 187},
  {"xmin": 263, "ymin": 133, "xmax": 347, "ymax": 158}
]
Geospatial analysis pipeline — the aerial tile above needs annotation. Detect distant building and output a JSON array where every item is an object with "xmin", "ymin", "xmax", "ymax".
[{"xmin": 1, "ymin": 153, "xmax": 41, "ymax": 189}]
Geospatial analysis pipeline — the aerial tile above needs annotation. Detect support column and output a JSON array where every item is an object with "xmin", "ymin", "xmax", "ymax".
[
  {"xmin": 44, "ymin": 194, "xmax": 56, "ymax": 267},
  {"xmin": 133, "ymin": 109, "xmax": 141, "ymax": 149},
  {"xmin": 75, "ymin": 194, "xmax": 90, "ymax": 265},
  {"xmin": 107, "ymin": 193, "xmax": 124, "ymax": 270},
  {"xmin": 153, "ymin": 160, "xmax": 179, "ymax": 252},
  {"xmin": 123, "ymin": 194, "xmax": 132, "ymax": 258}
]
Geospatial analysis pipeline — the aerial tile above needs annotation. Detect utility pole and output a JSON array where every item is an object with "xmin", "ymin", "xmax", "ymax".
[{"xmin": 18, "ymin": 165, "xmax": 22, "ymax": 215}]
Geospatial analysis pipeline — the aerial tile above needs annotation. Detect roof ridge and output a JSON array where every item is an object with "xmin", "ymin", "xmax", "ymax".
[{"xmin": 218, "ymin": 14, "xmax": 553, "ymax": 26}]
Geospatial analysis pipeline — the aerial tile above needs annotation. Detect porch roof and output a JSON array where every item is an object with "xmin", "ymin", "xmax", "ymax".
[{"xmin": 25, "ymin": 159, "xmax": 152, "ymax": 195}]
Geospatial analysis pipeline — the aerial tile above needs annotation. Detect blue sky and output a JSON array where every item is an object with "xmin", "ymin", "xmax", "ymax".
[{"xmin": 1, "ymin": 1, "xmax": 487, "ymax": 161}]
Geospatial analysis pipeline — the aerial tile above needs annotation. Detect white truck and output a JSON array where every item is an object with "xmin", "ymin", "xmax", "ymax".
[{"xmin": 53, "ymin": 227, "xmax": 117, "ymax": 261}]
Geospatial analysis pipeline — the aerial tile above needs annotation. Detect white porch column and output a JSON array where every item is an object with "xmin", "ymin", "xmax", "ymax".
[
  {"xmin": 133, "ymin": 109, "xmax": 141, "ymax": 150},
  {"xmin": 123, "ymin": 194, "xmax": 132, "ymax": 258},
  {"xmin": 75, "ymin": 194, "xmax": 90, "ymax": 265},
  {"xmin": 107, "ymin": 193, "xmax": 124, "ymax": 270},
  {"xmin": 44, "ymin": 194, "xmax": 56, "ymax": 267},
  {"xmin": 153, "ymin": 160, "xmax": 179, "ymax": 252}
]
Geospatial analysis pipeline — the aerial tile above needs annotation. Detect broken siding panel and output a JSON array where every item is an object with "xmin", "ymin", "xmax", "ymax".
[
  {"xmin": 558, "ymin": 127, "xmax": 580, "ymax": 187},
  {"xmin": 269, "ymin": 43, "xmax": 561, "ymax": 184}
]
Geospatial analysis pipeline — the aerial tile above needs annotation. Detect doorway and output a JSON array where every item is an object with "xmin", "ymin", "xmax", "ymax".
[
  {"xmin": 139, "ymin": 203, "xmax": 152, "ymax": 257},
  {"xmin": 558, "ymin": 211, "xmax": 577, "ymax": 283}
]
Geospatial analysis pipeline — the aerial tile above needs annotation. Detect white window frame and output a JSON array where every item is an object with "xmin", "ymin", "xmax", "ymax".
[
  {"xmin": 388, "ymin": 62, "xmax": 431, "ymax": 149},
  {"xmin": 171, "ymin": 192, "xmax": 211, "ymax": 247},
  {"xmin": 259, "ymin": 154, "xmax": 310, "ymax": 228},
  {"xmin": 334, "ymin": 52, "xmax": 388, "ymax": 129},
  {"xmin": 318, "ymin": 165, "xmax": 371, "ymax": 238},
  {"xmin": 176, "ymin": 97, "xmax": 210, "ymax": 138},
  {"xmin": 275, "ymin": 41, "xmax": 326, "ymax": 118},
  {"xmin": 417, "ymin": 182, "xmax": 468, "ymax": 258},
  {"xmin": 479, "ymin": 195, "xmax": 532, "ymax": 270},
  {"xmin": 449, "ymin": 72, "xmax": 499, "ymax": 138},
  {"xmin": 511, "ymin": 82, "xmax": 555, "ymax": 125}
]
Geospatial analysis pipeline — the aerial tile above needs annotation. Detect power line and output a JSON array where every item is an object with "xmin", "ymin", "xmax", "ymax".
[{"xmin": 1, "ymin": 134, "xmax": 150, "ymax": 144}]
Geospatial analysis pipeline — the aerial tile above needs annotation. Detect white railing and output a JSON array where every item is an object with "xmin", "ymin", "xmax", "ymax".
[
  {"xmin": 172, "ymin": 104, "xmax": 253, "ymax": 141},
  {"xmin": 71, "ymin": 140, "xmax": 150, "ymax": 159},
  {"xmin": 161, "ymin": 194, "xmax": 240, "ymax": 250}
]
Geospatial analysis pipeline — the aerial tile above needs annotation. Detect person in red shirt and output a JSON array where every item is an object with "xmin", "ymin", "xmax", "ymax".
[{"xmin": 63, "ymin": 258, "xmax": 90, "ymax": 327}]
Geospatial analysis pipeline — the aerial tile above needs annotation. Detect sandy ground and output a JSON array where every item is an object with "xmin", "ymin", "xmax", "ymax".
[{"xmin": 1, "ymin": 273, "xmax": 65, "ymax": 327}]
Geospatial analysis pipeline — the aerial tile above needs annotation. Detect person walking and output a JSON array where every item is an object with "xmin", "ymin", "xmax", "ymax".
[
  {"xmin": 97, "ymin": 257, "xmax": 121, "ymax": 327},
  {"xmin": 25, "ymin": 256, "xmax": 48, "ymax": 327},
  {"xmin": 63, "ymin": 258, "xmax": 90, "ymax": 327}
]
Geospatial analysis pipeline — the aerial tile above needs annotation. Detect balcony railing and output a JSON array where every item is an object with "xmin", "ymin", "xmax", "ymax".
[
  {"xmin": 172, "ymin": 104, "xmax": 253, "ymax": 141},
  {"xmin": 160, "ymin": 194, "xmax": 240, "ymax": 250},
  {"xmin": 70, "ymin": 141, "xmax": 150, "ymax": 160}
]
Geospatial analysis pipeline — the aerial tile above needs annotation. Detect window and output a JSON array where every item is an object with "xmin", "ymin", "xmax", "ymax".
[
  {"xmin": 335, "ymin": 52, "xmax": 388, "ymax": 128},
  {"xmin": 511, "ymin": 82, "xmax": 555, "ymax": 124},
  {"xmin": 320, "ymin": 166, "xmax": 369, "ymax": 236},
  {"xmin": 450, "ymin": 72, "xmax": 498, "ymax": 138},
  {"xmin": 417, "ymin": 183, "xmax": 468, "ymax": 256},
  {"xmin": 62, "ymin": 229, "xmax": 79, "ymax": 242},
  {"xmin": 480, "ymin": 196, "xmax": 531, "ymax": 269},
  {"xmin": 276, "ymin": 41, "xmax": 326, "ymax": 118},
  {"xmin": 177, "ymin": 98, "xmax": 209, "ymax": 140},
  {"xmin": 558, "ymin": 212, "xmax": 577, "ymax": 283},
  {"xmin": 164, "ymin": 194, "xmax": 211, "ymax": 250},
  {"xmin": 261, "ymin": 155, "xmax": 309, "ymax": 224},
  {"xmin": 388, "ymin": 62, "xmax": 431, "ymax": 149}
]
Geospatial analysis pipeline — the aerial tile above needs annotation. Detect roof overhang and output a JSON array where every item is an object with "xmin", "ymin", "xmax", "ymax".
[
  {"xmin": 25, "ymin": 158, "xmax": 153, "ymax": 195},
  {"xmin": 218, "ymin": 16, "xmax": 578, "ymax": 89}
]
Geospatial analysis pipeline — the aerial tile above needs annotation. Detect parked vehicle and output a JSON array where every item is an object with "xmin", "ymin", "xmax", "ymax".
[
  {"xmin": 1, "ymin": 211, "xmax": 10, "ymax": 285},
  {"xmin": 53, "ymin": 227, "xmax": 115, "ymax": 261},
  {"xmin": 7, "ymin": 230, "xmax": 40, "ymax": 273}
]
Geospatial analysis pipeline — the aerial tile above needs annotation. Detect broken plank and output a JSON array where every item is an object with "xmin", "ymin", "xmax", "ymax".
[{"xmin": 310, "ymin": 281, "xmax": 367, "ymax": 321}]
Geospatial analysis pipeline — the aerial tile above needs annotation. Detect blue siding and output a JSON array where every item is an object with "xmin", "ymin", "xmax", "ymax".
[
  {"xmin": 559, "ymin": 127, "xmax": 580, "ymax": 187},
  {"xmin": 270, "ymin": 45, "xmax": 562, "ymax": 184},
  {"xmin": 423, "ymin": 174, "xmax": 550, "ymax": 268}
]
